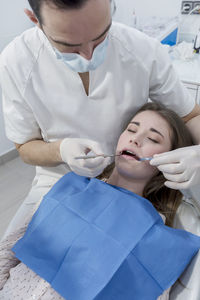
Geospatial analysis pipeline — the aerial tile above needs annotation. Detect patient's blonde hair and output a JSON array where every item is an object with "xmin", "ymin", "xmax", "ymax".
[{"xmin": 98, "ymin": 102, "xmax": 193, "ymax": 227}]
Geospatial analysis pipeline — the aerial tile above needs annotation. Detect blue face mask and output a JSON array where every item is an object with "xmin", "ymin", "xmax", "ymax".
[{"xmin": 54, "ymin": 36, "xmax": 109, "ymax": 73}]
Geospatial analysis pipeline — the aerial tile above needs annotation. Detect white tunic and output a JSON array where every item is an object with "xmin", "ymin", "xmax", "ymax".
[{"xmin": 0, "ymin": 22, "xmax": 195, "ymax": 179}]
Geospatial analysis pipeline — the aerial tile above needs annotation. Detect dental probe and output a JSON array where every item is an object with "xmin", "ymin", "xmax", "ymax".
[
  {"xmin": 75, "ymin": 154, "xmax": 153, "ymax": 161},
  {"xmin": 75, "ymin": 154, "xmax": 121, "ymax": 159},
  {"xmin": 138, "ymin": 157, "xmax": 153, "ymax": 161}
]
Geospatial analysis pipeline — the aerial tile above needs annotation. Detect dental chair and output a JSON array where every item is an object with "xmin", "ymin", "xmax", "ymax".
[{"xmin": 170, "ymin": 187, "xmax": 200, "ymax": 300}]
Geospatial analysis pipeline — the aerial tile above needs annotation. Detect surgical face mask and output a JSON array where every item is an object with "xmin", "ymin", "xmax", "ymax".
[{"xmin": 54, "ymin": 36, "xmax": 109, "ymax": 73}]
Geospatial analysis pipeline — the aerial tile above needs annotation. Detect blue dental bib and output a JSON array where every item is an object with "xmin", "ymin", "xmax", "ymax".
[{"xmin": 12, "ymin": 172, "xmax": 200, "ymax": 300}]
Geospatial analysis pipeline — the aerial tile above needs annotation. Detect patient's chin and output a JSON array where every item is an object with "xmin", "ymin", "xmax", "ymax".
[
  {"xmin": 116, "ymin": 159, "xmax": 157, "ymax": 180},
  {"xmin": 116, "ymin": 165, "xmax": 155, "ymax": 182}
]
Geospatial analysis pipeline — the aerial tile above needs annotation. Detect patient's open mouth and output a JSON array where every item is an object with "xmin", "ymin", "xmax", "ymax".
[{"xmin": 121, "ymin": 150, "xmax": 140, "ymax": 160}]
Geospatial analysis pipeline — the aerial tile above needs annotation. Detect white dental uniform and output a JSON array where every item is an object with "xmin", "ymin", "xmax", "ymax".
[{"xmin": 0, "ymin": 22, "xmax": 195, "ymax": 236}]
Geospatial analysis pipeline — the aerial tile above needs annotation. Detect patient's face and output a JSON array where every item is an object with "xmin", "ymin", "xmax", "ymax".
[{"xmin": 115, "ymin": 110, "xmax": 172, "ymax": 181}]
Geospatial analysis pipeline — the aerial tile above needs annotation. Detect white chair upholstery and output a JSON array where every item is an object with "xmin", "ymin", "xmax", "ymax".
[{"xmin": 170, "ymin": 198, "xmax": 200, "ymax": 300}]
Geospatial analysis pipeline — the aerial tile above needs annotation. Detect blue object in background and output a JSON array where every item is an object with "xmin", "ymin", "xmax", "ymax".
[
  {"xmin": 12, "ymin": 172, "xmax": 200, "ymax": 300},
  {"xmin": 161, "ymin": 27, "xmax": 178, "ymax": 46}
]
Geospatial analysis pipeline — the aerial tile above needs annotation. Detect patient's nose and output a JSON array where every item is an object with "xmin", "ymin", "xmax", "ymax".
[{"xmin": 129, "ymin": 137, "xmax": 142, "ymax": 147}]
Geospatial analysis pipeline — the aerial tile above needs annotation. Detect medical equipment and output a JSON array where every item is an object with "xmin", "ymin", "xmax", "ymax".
[
  {"xmin": 111, "ymin": 0, "xmax": 117, "ymax": 16},
  {"xmin": 170, "ymin": 41, "xmax": 195, "ymax": 60},
  {"xmin": 75, "ymin": 154, "xmax": 120, "ymax": 159},
  {"xmin": 60, "ymin": 138, "xmax": 112, "ymax": 177},
  {"xmin": 75, "ymin": 154, "xmax": 152, "ymax": 161},
  {"xmin": 134, "ymin": 16, "xmax": 178, "ymax": 46},
  {"xmin": 177, "ymin": 3, "xmax": 200, "ymax": 44},
  {"xmin": 139, "ymin": 157, "xmax": 153, "ymax": 161},
  {"xmin": 194, "ymin": 28, "xmax": 200, "ymax": 53}
]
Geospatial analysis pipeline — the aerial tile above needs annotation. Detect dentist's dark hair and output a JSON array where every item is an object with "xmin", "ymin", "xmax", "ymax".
[
  {"xmin": 98, "ymin": 102, "xmax": 193, "ymax": 227},
  {"xmin": 27, "ymin": 0, "xmax": 89, "ymax": 23},
  {"xmin": 28, "ymin": 0, "xmax": 113, "ymax": 24}
]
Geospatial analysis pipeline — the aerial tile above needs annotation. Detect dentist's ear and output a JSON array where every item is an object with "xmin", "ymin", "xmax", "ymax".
[{"xmin": 24, "ymin": 8, "xmax": 40, "ymax": 27}]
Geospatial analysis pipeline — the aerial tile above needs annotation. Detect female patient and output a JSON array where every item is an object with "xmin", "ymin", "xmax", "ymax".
[{"xmin": 0, "ymin": 102, "xmax": 198, "ymax": 300}]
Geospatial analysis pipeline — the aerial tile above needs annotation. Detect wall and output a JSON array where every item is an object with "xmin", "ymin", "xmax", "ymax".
[
  {"xmin": 0, "ymin": 0, "xmax": 32, "ymax": 156},
  {"xmin": 113, "ymin": 1, "xmax": 200, "ymax": 43},
  {"xmin": 114, "ymin": 0, "xmax": 183, "ymax": 27}
]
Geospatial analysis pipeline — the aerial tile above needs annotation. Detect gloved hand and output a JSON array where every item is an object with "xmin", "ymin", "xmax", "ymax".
[
  {"xmin": 60, "ymin": 138, "xmax": 112, "ymax": 177},
  {"xmin": 150, "ymin": 145, "xmax": 200, "ymax": 190}
]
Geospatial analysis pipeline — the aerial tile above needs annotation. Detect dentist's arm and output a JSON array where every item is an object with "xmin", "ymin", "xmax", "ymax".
[
  {"xmin": 15, "ymin": 139, "xmax": 62, "ymax": 167},
  {"xmin": 16, "ymin": 138, "xmax": 111, "ymax": 178}
]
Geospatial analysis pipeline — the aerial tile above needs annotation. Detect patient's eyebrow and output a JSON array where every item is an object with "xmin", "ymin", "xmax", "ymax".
[
  {"xmin": 130, "ymin": 122, "xmax": 164, "ymax": 138},
  {"xmin": 150, "ymin": 128, "xmax": 164, "ymax": 138},
  {"xmin": 130, "ymin": 121, "xmax": 140, "ymax": 126}
]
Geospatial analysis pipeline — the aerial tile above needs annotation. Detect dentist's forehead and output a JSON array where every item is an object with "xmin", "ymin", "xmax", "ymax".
[{"xmin": 41, "ymin": 0, "xmax": 111, "ymax": 44}]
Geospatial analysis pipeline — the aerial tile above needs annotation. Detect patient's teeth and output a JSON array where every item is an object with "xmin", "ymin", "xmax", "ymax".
[{"xmin": 126, "ymin": 150, "xmax": 135, "ymax": 155}]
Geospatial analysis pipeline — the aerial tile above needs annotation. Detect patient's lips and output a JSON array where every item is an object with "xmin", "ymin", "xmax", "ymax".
[{"xmin": 120, "ymin": 149, "xmax": 140, "ymax": 160}]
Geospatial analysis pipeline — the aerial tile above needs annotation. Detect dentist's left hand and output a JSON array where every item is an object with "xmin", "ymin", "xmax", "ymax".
[
  {"xmin": 150, "ymin": 145, "xmax": 200, "ymax": 189},
  {"xmin": 60, "ymin": 138, "xmax": 112, "ymax": 177}
]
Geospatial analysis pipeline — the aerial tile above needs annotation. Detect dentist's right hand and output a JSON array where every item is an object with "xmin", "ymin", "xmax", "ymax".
[{"xmin": 60, "ymin": 138, "xmax": 112, "ymax": 177}]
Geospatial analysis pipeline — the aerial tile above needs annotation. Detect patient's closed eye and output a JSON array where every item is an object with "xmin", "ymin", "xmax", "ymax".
[
  {"xmin": 128, "ymin": 128, "xmax": 159, "ymax": 144},
  {"xmin": 128, "ymin": 129, "xmax": 136, "ymax": 133},
  {"xmin": 148, "ymin": 138, "xmax": 159, "ymax": 144}
]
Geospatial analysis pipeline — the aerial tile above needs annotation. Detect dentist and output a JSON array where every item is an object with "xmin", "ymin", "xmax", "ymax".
[{"xmin": 0, "ymin": 0, "xmax": 200, "ymax": 236}]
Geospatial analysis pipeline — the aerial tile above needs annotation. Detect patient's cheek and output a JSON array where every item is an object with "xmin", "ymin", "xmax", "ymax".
[
  {"xmin": 144, "ymin": 161, "xmax": 159, "ymax": 176},
  {"xmin": 148, "ymin": 148, "xmax": 167, "ymax": 158}
]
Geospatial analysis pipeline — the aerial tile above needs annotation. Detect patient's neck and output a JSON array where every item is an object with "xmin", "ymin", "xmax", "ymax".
[{"xmin": 107, "ymin": 169, "xmax": 146, "ymax": 197}]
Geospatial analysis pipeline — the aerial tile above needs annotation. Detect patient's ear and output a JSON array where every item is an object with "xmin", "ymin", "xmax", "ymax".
[{"xmin": 24, "ymin": 8, "xmax": 40, "ymax": 26}]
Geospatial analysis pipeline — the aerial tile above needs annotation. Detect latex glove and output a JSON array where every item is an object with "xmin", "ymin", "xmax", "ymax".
[
  {"xmin": 150, "ymin": 145, "xmax": 200, "ymax": 190},
  {"xmin": 60, "ymin": 138, "xmax": 112, "ymax": 177}
]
